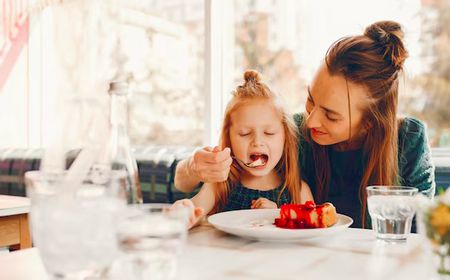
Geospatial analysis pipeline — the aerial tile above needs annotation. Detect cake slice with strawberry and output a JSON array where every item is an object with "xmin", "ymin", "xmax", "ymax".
[{"xmin": 274, "ymin": 201, "xmax": 338, "ymax": 229}]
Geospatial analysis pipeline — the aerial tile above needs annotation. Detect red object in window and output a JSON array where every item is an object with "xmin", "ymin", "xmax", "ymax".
[{"xmin": 0, "ymin": 0, "xmax": 28, "ymax": 90}]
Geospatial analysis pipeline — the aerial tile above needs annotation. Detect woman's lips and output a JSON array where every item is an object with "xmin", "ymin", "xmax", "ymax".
[{"xmin": 311, "ymin": 128, "xmax": 327, "ymax": 137}]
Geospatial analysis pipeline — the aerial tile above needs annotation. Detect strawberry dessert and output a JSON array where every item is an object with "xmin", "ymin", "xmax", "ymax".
[{"xmin": 274, "ymin": 200, "xmax": 338, "ymax": 229}]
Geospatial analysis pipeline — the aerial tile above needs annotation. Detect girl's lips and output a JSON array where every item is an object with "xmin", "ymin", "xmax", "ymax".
[{"xmin": 311, "ymin": 128, "xmax": 327, "ymax": 136}]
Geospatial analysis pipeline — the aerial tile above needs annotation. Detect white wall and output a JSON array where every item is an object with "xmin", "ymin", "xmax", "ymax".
[{"xmin": 0, "ymin": 46, "xmax": 29, "ymax": 148}]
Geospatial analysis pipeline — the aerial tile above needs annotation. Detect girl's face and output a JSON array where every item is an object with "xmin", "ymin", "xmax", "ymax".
[
  {"xmin": 229, "ymin": 99, "xmax": 285, "ymax": 177},
  {"xmin": 305, "ymin": 63, "xmax": 368, "ymax": 148}
]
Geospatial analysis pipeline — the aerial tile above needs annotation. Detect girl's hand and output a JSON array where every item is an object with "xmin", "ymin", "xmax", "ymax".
[
  {"xmin": 251, "ymin": 198, "xmax": 277, "ymax": 209},
  {"xmin": 172, "ymin": 199, "xmax": 204, "ymax": 229}
]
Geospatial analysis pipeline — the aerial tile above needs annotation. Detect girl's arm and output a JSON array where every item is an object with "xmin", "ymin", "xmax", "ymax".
[
  {"xmin": 190, "ymin": 182, "xmax": 217, "ymax": 216},
  {"xmin": 300, "ymin": 180, "xmax": 314, "ymax": 203},
  {"xmin": 173, "ymin": 182, "xmax": 217, "ymax": 229}
]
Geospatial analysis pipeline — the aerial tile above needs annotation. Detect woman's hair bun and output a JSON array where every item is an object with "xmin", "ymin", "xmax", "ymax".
[
  {"xmin": 364, "ymin": 20, "xmax": 408, "ymax": 70},
  {"xmin": 243, "ymin": 69, "xmax": 262, "ymax": 85}
]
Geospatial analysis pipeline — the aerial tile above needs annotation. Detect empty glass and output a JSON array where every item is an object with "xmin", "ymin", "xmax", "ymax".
[
  {"xmin": 115, "ymin": 204, "xmax": 189, "ymax": 280},
  {"xmin": 367, "ymin": 186, "xmax": 418, "ymax": 242}
]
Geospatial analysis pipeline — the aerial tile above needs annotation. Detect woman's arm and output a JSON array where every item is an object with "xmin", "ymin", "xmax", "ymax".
[
  {"xmin": 174, "ymin": 147, "xmax": 232, "ymax": 193},
  {"xmin": 173, "ymin": 158, "xmax": 203, "ymax": 193}
]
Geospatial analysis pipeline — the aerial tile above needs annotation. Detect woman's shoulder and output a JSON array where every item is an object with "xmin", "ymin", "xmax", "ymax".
[
  {"xmin": 397, "ymin": 117, "xmax": 435, "ymax": 195},
  {"xmin": 398, "ymin": 116, "xmax": 427, "ymax": 136},
  {"xmin": 293, "ymin": 112, "xmax": 306, "ymax": 127},
  {"xmin": 397, "ymin": 116, "xmax": 429, "ymax": 158}
]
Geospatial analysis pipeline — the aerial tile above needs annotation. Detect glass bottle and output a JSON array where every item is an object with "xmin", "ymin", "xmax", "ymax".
[{"xmin": 108, "ymin": 81, "xmax": 143, "ymax": 204}]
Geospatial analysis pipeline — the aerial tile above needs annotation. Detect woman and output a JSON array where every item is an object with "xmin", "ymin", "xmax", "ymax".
[{"xmin": 174, "ymin": 21, "xmax": 435, "ymax": 228}]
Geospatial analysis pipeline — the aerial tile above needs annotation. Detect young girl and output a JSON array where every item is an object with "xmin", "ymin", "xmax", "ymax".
[{"xmin": 174, "ymin": 70, "xmax": 313, "ymax": 228}]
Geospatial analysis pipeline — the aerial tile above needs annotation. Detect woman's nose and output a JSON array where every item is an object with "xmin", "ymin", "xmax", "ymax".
[{"xmin": 305, "ymin": 109, "xmax": 321, "ymax": 128}]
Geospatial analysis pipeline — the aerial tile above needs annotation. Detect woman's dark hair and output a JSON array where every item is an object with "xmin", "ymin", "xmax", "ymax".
[{"xmin": 307, "ymin": 21, "xmax": 408, "ymax": 227}]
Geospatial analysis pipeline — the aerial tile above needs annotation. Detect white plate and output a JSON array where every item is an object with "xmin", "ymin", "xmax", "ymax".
[{"xmin": 208, "ymin": 209, "xmax": 353, "ymax": 241}]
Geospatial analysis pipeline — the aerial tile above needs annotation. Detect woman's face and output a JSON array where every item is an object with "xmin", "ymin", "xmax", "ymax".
[
  {"xmin": 229, "ymin": 99, "xmax": 285, "ymax": 177},
  {"xmin": 305, "ymin": 63, "xmax": 368, "ymax": 147}
]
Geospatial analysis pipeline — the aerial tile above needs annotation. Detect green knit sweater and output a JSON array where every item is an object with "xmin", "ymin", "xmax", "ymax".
[{"xmin": 294, "ymin": 113, "xmax": 436, "ymax": 228}]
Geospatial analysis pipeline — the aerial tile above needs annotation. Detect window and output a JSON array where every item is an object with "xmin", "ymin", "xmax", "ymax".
[
  {"xmin": 1, "ymin": 0, "xmax": 448, "ymax": 151},
  {"xmin": 231, "ymin": 0, "xmax": 450, "ymax": 148},
  {"xmin": 115, "ymin": 1, "xmax": 205, "ymax": 146},
  {"xmin": 28, "ymin": 0, "xmax": 205, "ymax": 148}
]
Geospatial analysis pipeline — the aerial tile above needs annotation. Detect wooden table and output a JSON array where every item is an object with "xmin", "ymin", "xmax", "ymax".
[
  {"xmin": 0, "ymin": 195, "xmax": 31, "ymax": 250},
  {"xmin": 0, "ymin": 222, "xmax": 440, "ymax": 280}
]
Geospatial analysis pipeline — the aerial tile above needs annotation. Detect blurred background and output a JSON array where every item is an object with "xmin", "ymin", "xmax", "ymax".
[{"xmin": 0, "ymin": 0, "xmax": 449, "ymax": 149}]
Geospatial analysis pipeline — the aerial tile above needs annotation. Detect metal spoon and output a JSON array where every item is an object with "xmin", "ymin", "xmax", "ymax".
[{"xmin": 232, "ymin": 156, "xmax": 265, "ymax": 168}]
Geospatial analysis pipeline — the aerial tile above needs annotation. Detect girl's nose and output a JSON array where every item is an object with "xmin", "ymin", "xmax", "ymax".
[
  {"xmin": 305, "ymin": 109, "xmax": 321, "ymax": 129},
  {"xmin": 251, "ymin": 134, "xmax": 264, "ymax": 147}
]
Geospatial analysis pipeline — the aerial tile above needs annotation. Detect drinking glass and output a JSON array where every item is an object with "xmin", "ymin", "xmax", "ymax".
[
  {"xmin": 25, "ymin": 170, "xmax": 126, "ymax": 279},
  {"xmin": 366, "ymin": 186, "xmax": 418, "ymax": 242},
  {"xmin": 115, "ymin": 204, "xmax": 189, "ymax": 280}
]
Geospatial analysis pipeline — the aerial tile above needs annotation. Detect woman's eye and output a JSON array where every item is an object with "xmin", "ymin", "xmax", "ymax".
[
  {"xmin": 265, "ymin": 132, "xmax": 276, "ymax": 136},
  {"xmin": 326, "ymin": 115, "xmax": 339, "ymax": 122}
]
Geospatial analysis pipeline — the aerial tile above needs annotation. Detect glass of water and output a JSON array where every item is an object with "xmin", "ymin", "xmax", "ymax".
[
  {"xmin": 366, "ymin": 186, "xmax": 418, "ymax": 242},
  {"xmin": 25, "ymin": 170, "xmax": 126, "ymax": 279},
  {"xmin": 115, "ymin": 204, "xmax": 189, "ymax": 280}
]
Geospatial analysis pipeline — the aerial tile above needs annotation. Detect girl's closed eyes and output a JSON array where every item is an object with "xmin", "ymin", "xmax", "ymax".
[{"xmin": 238, "ymin": 132, "xmax": 251, "ymax": 137}]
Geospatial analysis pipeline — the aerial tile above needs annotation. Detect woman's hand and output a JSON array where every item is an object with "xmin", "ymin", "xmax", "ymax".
[
  {"xmin": 251, "ymin": 198, "xmax": 277, "ymax": 209},
  {"xmin": 172, "ymin": 199, "xmax": 204, "ymax": 229},
  {"xmin": 188, "ymin": 146, "xmax": 232, "ymax": 183}
]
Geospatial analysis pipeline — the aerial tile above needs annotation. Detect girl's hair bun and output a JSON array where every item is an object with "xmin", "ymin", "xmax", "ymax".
[
  {"xmin": 243, "ymin": 69, "xmax": 262, "ymax": 85},
  {"xmin": 364, "ymin": 20, "xmax": 408, "ymax": 70}
]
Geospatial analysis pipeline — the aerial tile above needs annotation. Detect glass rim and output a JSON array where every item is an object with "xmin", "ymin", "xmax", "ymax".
[
  {"xmin": 127, "ymin": 203, "xmax": 173, "ymax": 210},
  {"xmin": 366, "ymin": 185, "xmax": 419, "ymax": 193},
  {"xmin": 122, "ymin": 203, "xmax": 189, "ymax": 221},
  {"xmin": 24, "ymin": 169, "xmax": 129, "ymax": 181}
]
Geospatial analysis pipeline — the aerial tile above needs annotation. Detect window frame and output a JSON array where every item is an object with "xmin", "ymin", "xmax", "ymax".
[{"xmin": 204, "ymin": 0, "xmax": 235, "ymax": 146}]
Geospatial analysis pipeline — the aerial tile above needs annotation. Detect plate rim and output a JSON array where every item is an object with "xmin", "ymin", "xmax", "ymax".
[{"xmin": 207, "ymin": 209, "xmax": 353, "ymax": 240}]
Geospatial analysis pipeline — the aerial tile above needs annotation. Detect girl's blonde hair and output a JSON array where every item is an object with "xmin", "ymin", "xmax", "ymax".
[{"xmin": 211, "ymin": 70, "xmax": 302, "ymax": 213}]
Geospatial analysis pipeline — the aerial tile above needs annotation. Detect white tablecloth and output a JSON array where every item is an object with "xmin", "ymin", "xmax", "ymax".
[{"xmin": 0, "ymin": 222, "xmax": 439, "ymax": 280}]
